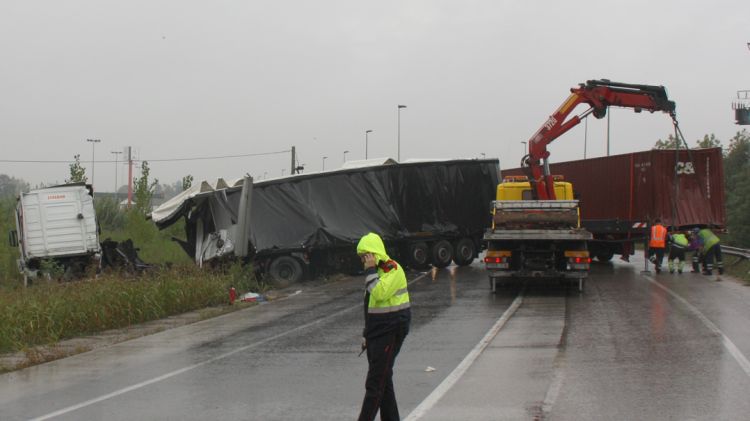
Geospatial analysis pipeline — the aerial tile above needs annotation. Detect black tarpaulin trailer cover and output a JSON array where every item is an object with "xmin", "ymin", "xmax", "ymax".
[{"xmin": 155, "ymin": 159, "xmax": 500, "ymax": 257}]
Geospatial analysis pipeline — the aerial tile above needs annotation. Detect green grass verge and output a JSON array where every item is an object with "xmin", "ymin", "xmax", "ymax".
[
  {"xmin": 0, "ymin": 264, "xmax": 262, "ymax": 354},
  {"xmin": 724, "ymin": 255, "xmax": 750, "ymax": 284}
]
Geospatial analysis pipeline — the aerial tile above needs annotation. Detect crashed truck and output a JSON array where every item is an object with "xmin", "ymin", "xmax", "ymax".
[
  {"xmin": 150, "ymin": 159, "xmax": 500, "ymax": 282},
  {"xmin": 8, "ymin": 183, "xmax": 101, "ymax": 285},
  {"xmin": 7, "ymin": 183, "xmax": 151, "ymax": 285}
]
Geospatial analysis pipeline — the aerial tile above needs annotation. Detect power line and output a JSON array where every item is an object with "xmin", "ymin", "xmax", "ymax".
[{"xmin": 0, "ymin": 149, "xmax": 292, "ymax": 164}]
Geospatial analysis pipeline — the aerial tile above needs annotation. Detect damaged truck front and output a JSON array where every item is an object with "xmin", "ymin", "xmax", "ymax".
[
  {"xmin": 150, "ymin": 159, "xmax": 499, "ymax": 282},
  {"xmin": 9, "ymin": 183, "xmax": 101, "ymax": 285}
]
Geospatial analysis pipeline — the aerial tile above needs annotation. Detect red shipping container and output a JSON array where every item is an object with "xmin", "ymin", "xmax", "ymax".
[{"xmin": 501, "ymin": 148, "xmax": 726, "ymax": 260}]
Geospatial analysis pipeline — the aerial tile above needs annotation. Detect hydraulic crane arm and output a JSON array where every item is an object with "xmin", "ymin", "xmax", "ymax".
[{"xmin": 524, "ymin": 79, "xmax": 676, "ymax": 200}]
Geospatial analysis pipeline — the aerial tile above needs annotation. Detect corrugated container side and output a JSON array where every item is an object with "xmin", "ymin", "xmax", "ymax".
[{"xmin": 501, "ymin": 147, "xmax": 725, "ymax": 229}]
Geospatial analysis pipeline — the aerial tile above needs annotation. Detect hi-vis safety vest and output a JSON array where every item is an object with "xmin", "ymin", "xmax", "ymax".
[
  {"xmin": 698, "ymin": 229, "xmax": 720, "ymax": 251},
  {"xmin": 671, "ymin": 233, "xmax": 689, "ymax": 248},
  {"xmin": 357, "ymin": 233, "xmax": 410, "ymax": 314},
  {"xmin": 649, "ymin": 224, "xmax": 667, "ymax": 248}
]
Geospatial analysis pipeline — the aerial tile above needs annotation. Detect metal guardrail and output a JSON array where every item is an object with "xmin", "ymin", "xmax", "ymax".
[{"xmin": 723, "ymin": 246, "xmax": 750, "ymax": 260}]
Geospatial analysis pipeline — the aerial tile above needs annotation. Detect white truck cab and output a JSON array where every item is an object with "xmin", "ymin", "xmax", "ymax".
[{"xmin": 10, "ymin": 183, "xmax": 100, "ymax": 285}]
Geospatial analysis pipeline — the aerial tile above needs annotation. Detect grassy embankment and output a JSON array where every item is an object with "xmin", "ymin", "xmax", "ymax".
[{"xmin": 0, "ymin": 197, "xmax": 262, "ymax": 363}]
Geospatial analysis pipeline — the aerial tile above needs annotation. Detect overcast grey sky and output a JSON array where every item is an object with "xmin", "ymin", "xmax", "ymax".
[{"xmin": 1, "ymin": 0, "xmax": 748, "ymax": 192}]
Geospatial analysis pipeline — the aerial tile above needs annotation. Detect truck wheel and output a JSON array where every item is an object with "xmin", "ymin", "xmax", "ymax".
[
  {"xmin": 431, "ymin": 240, "xmax": 453, "ymax": 268},
  {"xmin": 596, "ymin": 251, "xmax": 614, "ymax": 262},
  {"xmin": 408, "ymin": 242, "xmax": 430, "ymax": 270},
  {"xmin": 269, "ymin": 256, "xmax": 304, "ymax": 283},
  {"xmin": 453, "ymin": 238, "xmax": 475, "ymax": 266}
]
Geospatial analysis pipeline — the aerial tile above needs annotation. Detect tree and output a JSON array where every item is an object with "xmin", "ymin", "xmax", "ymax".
[
  {"xmin": 67, "ymin": 154, "xmax": 87, "ymax": 183},
  {"xmin": 723, "ymin": 129, "xmax": 750, "ymax": 247},
  {"xmin": 653, "ymin": 134, "xmax": 681, "ymax": 149},
  {"xmin": 182, "ymin": 175, "xmax": 193, "ymax": 191},
  {"xmin": 696, "ymin": 133, "xmax": 722, "ymax": 149},
  {"xmin": 0, "ymin": 174, "xmax": 30, "ymax": 198},
  {"xmin": 132, "ymin": 161, "xmax": 158, "ymax": 215}
]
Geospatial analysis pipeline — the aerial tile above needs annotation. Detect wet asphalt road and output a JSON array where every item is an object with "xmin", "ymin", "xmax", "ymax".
[{"xmin": 2, "ymin": 255, "xmax": 750, "ymax": 420}]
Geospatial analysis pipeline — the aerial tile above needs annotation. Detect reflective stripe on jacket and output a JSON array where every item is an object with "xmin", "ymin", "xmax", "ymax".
[{"xmin": 649, "ymin": 224, "xmax": 667, "ymax": 248}]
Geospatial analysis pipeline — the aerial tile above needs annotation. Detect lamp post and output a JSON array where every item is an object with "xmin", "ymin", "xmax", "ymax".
[
  {"xmin": 397, "ymin": 105, "xmax": 407, "ymax": 161},
  {"xmin": 343, "ymin": 150, "xmax": 349, "ymax": 163},
  {"xmin": 111, "ymin": 150, "xmax": 122, "ymax": 201},
  {"xmin": 365, "ymin": 130, "xmax": 373, "ymax": 159},
  {"xmin": 322, "ymin": 156, "xmax": 327, "ymax": 171},
  {"xmin": 606, "ymin": 110, "xmax": 611, "ymax": 156},
  {"xmin": 584, "ymin": 117, "xmax": 588, "ymax": 159},
  {"xmin": 86, "ymin": 139, "xmax": 101, "ymax": 190}
]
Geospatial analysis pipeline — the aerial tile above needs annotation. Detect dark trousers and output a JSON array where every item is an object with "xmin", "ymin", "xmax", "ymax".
[
  {"xmin": 358, "ymin": 327, "xmax": 408, "ymax": 421},
  {"xmin": 668, "ymin": 245, "xmax": 686, "ymax": 272},
  {"xmin": 648, "ymin": 247, "xmax": 665, "ymax": 271},
  {"xmin": 703, "ymin": 244, "xmax": 724, "ymax": 274}
]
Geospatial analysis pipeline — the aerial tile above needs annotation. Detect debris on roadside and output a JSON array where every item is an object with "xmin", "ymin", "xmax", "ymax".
[{"xmin": 240, "ymin": 292, "xmax": 266, "ymax": 303}]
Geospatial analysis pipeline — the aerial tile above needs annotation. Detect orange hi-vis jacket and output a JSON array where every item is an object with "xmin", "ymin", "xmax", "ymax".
[{"xmin": 649, "ymin": 224, "xmax": 667, "ymax": 248}]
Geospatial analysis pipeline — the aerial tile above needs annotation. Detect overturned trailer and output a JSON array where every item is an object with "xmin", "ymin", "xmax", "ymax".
[{"xmin": 151, "ymin": 159, "xmax": 500, "ymax": 281}]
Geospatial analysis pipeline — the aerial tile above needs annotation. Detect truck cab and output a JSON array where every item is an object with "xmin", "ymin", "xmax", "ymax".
[{"xmin": 483, "ymin": 176, "xmax": 591, "ymax": 292}]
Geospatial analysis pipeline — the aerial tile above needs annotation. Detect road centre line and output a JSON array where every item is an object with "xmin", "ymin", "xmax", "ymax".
[
  {"xmin": 646, "ymin": 276, "xmax": 750, "ymax": 379},
  {"xmin": 404, "ymin": 292, "xmax": 525, "ymax": 421},
  {"xmin": 31, "ymin": 272, "xmax": 429, "ymax": 421}
]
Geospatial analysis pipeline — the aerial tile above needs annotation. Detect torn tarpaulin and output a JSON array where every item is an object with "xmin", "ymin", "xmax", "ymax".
[{"xmin": 151, "ymin": 159, "xmax": 500, "ymax": 263}]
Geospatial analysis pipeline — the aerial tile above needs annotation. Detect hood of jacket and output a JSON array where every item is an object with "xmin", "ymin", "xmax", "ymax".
[{"xmin": 356, "ymin": 232, "xmax": 390, "ymax": 264}]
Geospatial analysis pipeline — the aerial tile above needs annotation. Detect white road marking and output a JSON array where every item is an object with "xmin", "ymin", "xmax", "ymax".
[
  {"xmin": 404, "ymin": 292, "xmax": 524, "ymax": 421},
  {"xmin": 646, "ymin": 276, "xmax": 750, "ymax": 378},
  {"xmin": 30, "ymin": 272, "xmax": 429, "ymax": 421}
]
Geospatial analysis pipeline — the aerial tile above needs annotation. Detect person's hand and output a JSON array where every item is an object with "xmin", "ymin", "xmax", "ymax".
[{"xmin": 362, "ymin": 253, "xmax": 376, "ymax": 270}]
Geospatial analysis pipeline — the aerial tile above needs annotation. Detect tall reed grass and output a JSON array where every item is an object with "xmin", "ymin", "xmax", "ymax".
[{"xmin": 0, "ymin": 265, "xmax": 257, "ymax": 353}]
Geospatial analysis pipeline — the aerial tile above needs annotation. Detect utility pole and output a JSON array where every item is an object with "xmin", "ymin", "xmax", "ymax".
[
  {"xmin": 111, "ymin": 150, "xmax": 122, "ymax": 201},
  {"xmin": 86, "ymin": 139, "xmax": 101, "ymax": 191},
  {"xmin": 291, "ymin": 146, "xmax": 296, "ymax": 175},
  {"xmin": 365, "ymin": 130, "xmax": 373, "ymax": 159},
  {"xmin": 127, "ymin": 146, "xmax": 133, "ymax": 208}
]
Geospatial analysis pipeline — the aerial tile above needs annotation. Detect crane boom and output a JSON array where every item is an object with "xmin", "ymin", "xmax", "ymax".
[{"xmin": 524, "ymin": 79, "xmax": 676, "ymax": 200}]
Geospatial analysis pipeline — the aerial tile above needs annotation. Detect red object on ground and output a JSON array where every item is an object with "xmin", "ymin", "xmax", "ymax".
[{"xmin": 229, "ymin": 287, "xmax": 236, "ymax": 305}]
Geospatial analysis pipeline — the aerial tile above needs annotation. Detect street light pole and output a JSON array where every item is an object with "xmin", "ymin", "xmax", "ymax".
[
  {"xmin": 584, "ymin": 117, "xmax": 588, "ymax": 159},
  {"xmin": 397, "ymin": 105, "xmax": 407, "ymax": 161},
  {"xmin": 365, "ymin": 130, "xmax": 373, "ymax": 159},
  {"xmin": 322, "ymin": 156, "xmax": 327, "ymax": 171},
  {"xmin": 606, "ymin": 109, "xmax": 611, "ymax": 156},
  {"xmin": 111, "ymin": 150, "xmax": 122, "ymax": 201},
  {"xmin": 86, "ymin": 139, "xmax": 101, "ymax": 191},
  {"xmin": 343, "ymin": 150, "xmax": 349, "ymax": 163}
]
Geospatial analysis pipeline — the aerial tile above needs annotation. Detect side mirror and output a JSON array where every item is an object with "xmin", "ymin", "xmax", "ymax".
[{"xmin": 8, "ymin": 230, "xmax": 18, "ymax": 247}]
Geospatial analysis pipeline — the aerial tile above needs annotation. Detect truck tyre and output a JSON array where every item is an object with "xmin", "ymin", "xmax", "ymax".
[
  {"xmin": 408, "ymin": 242, "xmax": 430, "ymax": 270},
  {"xmin": 269, "ymin": 256, "xmax": 304, "ymax": 283},
  {"xmin": 596, "ymin": 251, "xmax": 614, "ymax": 262},
  {"xmin": 453, "ymin": 238, "xmax": 475, "ymax": 266},
  {"xmin": 431, "ymin": 240, "xmax": 453, "ymax": 268}
]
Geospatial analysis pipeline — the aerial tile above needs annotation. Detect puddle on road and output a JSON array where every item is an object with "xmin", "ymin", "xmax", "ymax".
[{"xmin": 429, "ymin": 266, "xmax": 458, "ymax": 304}]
